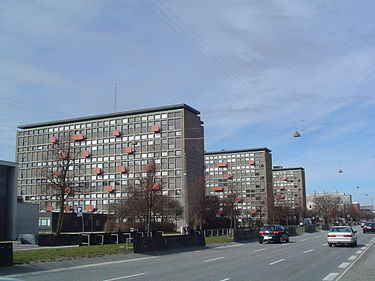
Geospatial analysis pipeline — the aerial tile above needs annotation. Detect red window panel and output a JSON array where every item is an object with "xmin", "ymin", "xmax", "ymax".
[
  {"xmin": 226, "ymin": 174, "xmax": 233, "ymax": 179},
  {"xmin": 124, "ymin": 147, "xmax": 133, "ymax": 154},
  {"xmin": 143, "ymin": 164, "xmax": 154, "ymax": 172},
  {"xmin": 212, "ymin": 186, "xmax": 224, "ymax": 192},
  {"xmin": 117, "ymin": 166, "xmax": 126, "ymax": 173},
  {"xmin": 49, "ymin": 137, "xmax": 57, "ymax": 144},
  {"xmin": 85, "ymin": 205, "xmax": 94, "ymax": 211},
  {"xmin": 64, "ymin": 205, "xmax": 72, "ymax": 212},
  {"xmin": 81, "ymin": 150, "xmax": 90, "ymax": 158},
  {"xmin": 281, "ymin": 177, "xmax": 288, "ymax": 181},
  {"xmin": 52, "ymin": 170, "xmax": 61, "ymax": 177},
  {"xmin": 105, "ymin": 185, "xmax": 113, "ymax": 193},
  {"xmin": 93, "ymin": 168, "xmax": 102, "ymax": 175},
  {"xmin": 248, "ymin": 160, "xmax": 255, "ymax": 165},
  {"xmin": 64, "ymin": 188, "xmax": 72, "ymax": 194},
  {"xmin": 280, "ymin": 194, "xmax": 285, "ymax": 199},
  {"xmin": 217, "ymin": 162, "xmax": 228, "ymax": 167},
  {"xmin": 47, "ymin": 205, "xmax": 54, "ymax": 211},
  {"xmin": 71, "ymin": 134, "xmax": 85, "ymax": 141},
  {"xmin": 151, "ymin": 125, "xmax": 160, "ymax": 132},
  {"xmin": 235, "ymin": 198, "xmax": 242, "ymax": 202},
  {"xmin": 152, "ymin": 183, "xmax": 160, "ymax": 191},
  {"xmin": 248, "ymin": 209, "xmax": 257, "ymax": 215},
  {"xmin": 112, "ymin": 129, "xmax": 121, "ymax": 137},
  {"xmin": 279, "ymin": 186, "xmax": 285, "ymax": 190}
]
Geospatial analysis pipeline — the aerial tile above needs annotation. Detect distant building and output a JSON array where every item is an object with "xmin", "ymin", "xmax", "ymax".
[
  {"xmin": 205, "ymin": 148, "xmax": 274, "ymax": 225},
  {"xmin": 272, "ymin": 166, "xmax": 306, "ymax": 212},
  {"xmin": 0, "ymin": 160, "xmax": 17, "ymax": 240},
  {"xmin": 306, "ymin": 192, "xmax": 352, "ymax": 210},
  {"xmin": 16, "ymin": 104, "xmax": 204, "ymax": 228}
]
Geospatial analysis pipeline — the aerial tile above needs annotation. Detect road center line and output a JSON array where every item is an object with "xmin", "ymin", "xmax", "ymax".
[
  {"xmin": 219, "ymin": 279, "xmax": 230, "ymax": 281},
  {"xmin": 301, "ymin": 239, "xmax": 307, "ymax": 241},
  {"xmin": 304, "ymin": 249, "xmax": 314, "ymax": 253},
  {"xmin": 322, "ymin": 273, "xmax": 339, "ymax": 280},
  {"xmin": 254, "ymin": 248, "xmax": 265, "ymax": 252},
  {"xmin": 203, "ymin": 256, "xmax": 225, "ymax": 263},
  {"xmin": 356, "ymin": 250, "xmax": 362, "ymax": 254},
  {"xmin": 322, "ymin": 243, "xmax": 328, "ymax": 246},
  {"xmin": 269, "ymin": 259, "xmax": 285, "ymax": 265},
  {"xmin": 103, "ymin": 273, "xmax": 147, "ymax": 281},
  {"xmin": 348, "ymin": 255, "xmax": 357, "ymax": 260}
]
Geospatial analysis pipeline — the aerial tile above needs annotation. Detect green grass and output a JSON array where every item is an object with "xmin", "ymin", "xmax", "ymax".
[
  {"xmin": 13, "ymin": 243, "xmax": 133, "ymax": 264},
  {"xmin": 205, "ymin": 235, "xmax": 233, "ymax": 245},
  {"xmin": 13, "ymin": 235, "xmax": 235, "ymax": 264}
]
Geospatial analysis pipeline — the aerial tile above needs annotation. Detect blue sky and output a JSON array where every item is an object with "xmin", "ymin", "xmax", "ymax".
[{"xmin": 1, "ymin": 0, "xmax": 375, "ymax": 205}]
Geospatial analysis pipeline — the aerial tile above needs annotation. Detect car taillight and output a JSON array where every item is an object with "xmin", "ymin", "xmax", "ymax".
[
  {"xmin": 372, "ymin": 227, "xmax": 375, "ymax": 229},
  {"xmin": 327, "ymin": 234, "xmax": 335, "ymax": 237},
  {"xmin": 273, "ymin": 231, "xmax": 279, "ymax": 234},
  {"xmin": 259, "ymin": 231, "xmax": 264, "ymax": 234},
  {"xmin": 344, "ymin": 235, "xmax": 352, "ymax": 237}
]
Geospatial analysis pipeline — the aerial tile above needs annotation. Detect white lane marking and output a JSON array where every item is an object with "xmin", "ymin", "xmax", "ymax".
[
  {"xmin": 338, "ymin": 262, "xmax": 350, "ymax": 269},
  {"xmin": 254, "ymin": 248, "xmax": 265, "ymax": 252},
  {"xmin": 304, "ymin": 249, "xmax": 314, "ymax": 253},
  {"xmin": 194, "ymin": 250, "xmax": 201, "ymax": 253},
  {"xmin": 203, "ymin": 256, "xmax": 225, "ymax": 263},
  {"xmin": 301, "ymin": 239, "xmax": 307, "ymax": 241},
  {"xmin": 322, "ymin": 273, "xmax": 339, "ymax": 280},
  {"xmin": 5, "ymin": 256, "xmax": 158, "ymax": 278},
  {"xmin": 336, "ymin": 239, "xmax": 375, "ymax": 280},
  {"xmin": 103, "ymin": 273, "xmax": 147, "ymax": 281},
  {"xmin": 322, "ymin": 243, "xmax": 328, "ymax": 246},
  {"xmin": 365, "ymin": 243, "xmax": 370, "ymax": 246},
  {"xmin": 219, "ymin": 279, "xmax": 230, "ymax": 281},
  {"xmin": 348, "ymin": 255, "xmax": 357, "ymax": 260},
  {"xmin": 217, "ymin": 244, "xmax": 240, "ymax": 249},
  {"xmin": 269, "ymin": 259, "xmax": 285, "ymax": 265},
  {"xmin": 361, "ymin": 247, "xmax": 366, "ymax": 249},
  {"xmin": 356, "ymin": 250, "xmax": 362, "ymax": 254}
]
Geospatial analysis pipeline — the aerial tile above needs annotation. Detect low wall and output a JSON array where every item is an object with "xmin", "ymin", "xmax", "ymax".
[
  {"xmin": 133, "ymin": 233, "xmax": 205, "ymax": 253},
  {"xmin": 233, "ymin": 228, "xmax": 258, "ymax": 242},
  {"xmin": 0, "ymin": 242, "xmax": 13, "ymax": 267},
  {"xmin": 38, "ymin": 234, "xmax": 82, "ymax": 246}
]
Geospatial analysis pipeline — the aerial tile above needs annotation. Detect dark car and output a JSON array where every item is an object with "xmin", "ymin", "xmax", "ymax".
[
  {"xmin": 363, "ymin": 222, "xmax": 375, "ymax": 233},
  {"xmin": 258, "ymin": 224, "xmax": 289, "ymax": 243}
]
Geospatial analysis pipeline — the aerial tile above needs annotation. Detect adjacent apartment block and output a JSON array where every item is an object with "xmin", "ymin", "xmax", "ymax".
[
  {"xmin": 205, "ymin": 148, "xmax": 274, "ymax": 225},
  {"xmin": 16, "ymin": 104, "xmax": 204, "ymax": 227},
  {"xmin": 272, "ymin": 166, "xmax": 306, "ymax": 212}
]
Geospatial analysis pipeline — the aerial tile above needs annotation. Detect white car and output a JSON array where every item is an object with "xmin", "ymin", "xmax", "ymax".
[{"xmin": 327, "ymin": 226, "xmax": 357, "ymax": 247}]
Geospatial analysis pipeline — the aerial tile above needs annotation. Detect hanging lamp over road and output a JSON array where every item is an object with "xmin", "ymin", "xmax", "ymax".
[{"xmin": 293, "ymin": 130, "xmax": 301, "ymax": 137}]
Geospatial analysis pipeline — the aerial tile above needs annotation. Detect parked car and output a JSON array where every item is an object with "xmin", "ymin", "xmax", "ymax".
[
  {"xmin": 327, "ymin": 226, "xmax": 357, "ymax": 247},
  {"xmin": 363, "ymin": 222, "xmax": 375, "ymax": 233},
  {"xmin": 258, "ymin": 224, "xmax": 289, "ymax": 244}
]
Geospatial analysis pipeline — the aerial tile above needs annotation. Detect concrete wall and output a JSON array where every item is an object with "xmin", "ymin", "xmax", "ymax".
[
  {"xmin": 16, "ymin": 202, "xmax": 39, "ymax": 237},
  {"xmin": 0, "ymin": 161, "xmax": 17, "ymax": 241}
]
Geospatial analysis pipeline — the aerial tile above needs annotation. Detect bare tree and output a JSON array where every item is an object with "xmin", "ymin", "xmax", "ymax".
[
  {"xmin": 312, "ymin": 194, "xmax": 341, "ymax": 224},
  {"xmin": 223, "ymin": 179, "xmax": 240, "ymax": 229},
  {"xmin": 40, "ymin": 135, "xmax": 89, "ymax": 234},
  {"xmin": 188, "ymin": 177, "xmax": 206, "ymax": 230}
]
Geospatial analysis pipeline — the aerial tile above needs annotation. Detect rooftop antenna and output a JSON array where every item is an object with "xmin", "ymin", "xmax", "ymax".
[{"xmin": 114, "ymin": 81, "xmax": 118, "ymax": 112}]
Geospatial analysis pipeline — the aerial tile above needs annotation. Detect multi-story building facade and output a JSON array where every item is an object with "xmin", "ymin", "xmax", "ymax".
[
  {"xmin": 205, "ymin": 148, "xmax": 274, "ymax": 225},
  {"xmin": 272, "ymin": 166, "xmax": 306, "ymax": 212},
  {"xmin": 16, "ymin": 104, "xmax": 204, "ymax": 228}
]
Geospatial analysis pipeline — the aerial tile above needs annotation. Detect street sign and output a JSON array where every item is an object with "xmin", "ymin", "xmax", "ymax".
[{"xmin": 77, "ymin": 206, "xmax": 83, "ymax": 217}]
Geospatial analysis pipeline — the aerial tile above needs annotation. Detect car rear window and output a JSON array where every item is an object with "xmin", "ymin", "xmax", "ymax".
[
  {"xmin": 331, "ymin": 227, "xmax": 351, "ymax": 232},
  {"xmin": 260, "ymin": 225, "xmax": 284, "ymax": 231}
]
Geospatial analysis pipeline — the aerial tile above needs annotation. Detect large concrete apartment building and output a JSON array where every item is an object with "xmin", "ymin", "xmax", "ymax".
[
  {"xmin": 205, "ymin": 148, "xmax": 274, "ymax": 225},
  {"xmin": 272, "ymin": 166, "xmax": 306, "ymax": 212},
  {"xmin": 16, "ymin": 104, "xmax": 204, "ymax": 228}
]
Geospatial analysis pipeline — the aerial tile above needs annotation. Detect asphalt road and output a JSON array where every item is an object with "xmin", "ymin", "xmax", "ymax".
[{"xmin": 2, "ymin": 226, "xmax": 375, "ymax": 281}]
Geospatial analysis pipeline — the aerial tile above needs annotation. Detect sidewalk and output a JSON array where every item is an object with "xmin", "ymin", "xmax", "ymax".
[{"xmin": 337, "ymin": 238, "xmax": 375, "ymax": 281}]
